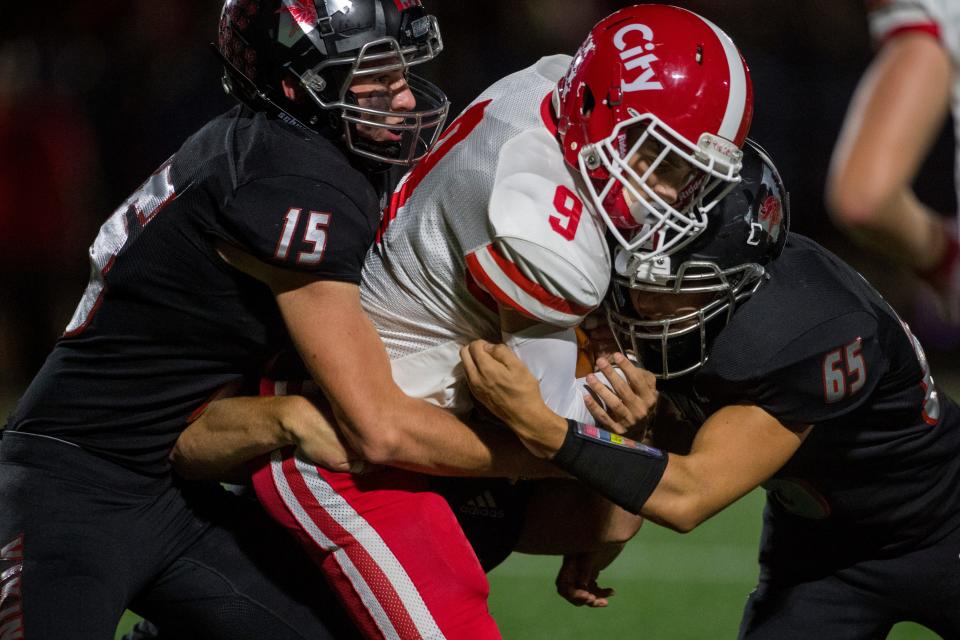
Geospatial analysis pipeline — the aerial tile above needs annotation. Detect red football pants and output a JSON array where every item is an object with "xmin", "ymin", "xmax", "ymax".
[{"xmin": 252, "ymin": 451, "xmax": 502, "ymax": 640}]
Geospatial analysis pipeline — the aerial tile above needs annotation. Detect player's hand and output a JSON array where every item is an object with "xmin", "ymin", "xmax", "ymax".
[
  {"xmin": 555, "ymin": 543, "xmax": 624, "ymax": 608},
  {"xmin": 460, "ymin": 340, "xmax": 567, "ymax": 458},
  {"xmin": 584, "ymin": 353, "xmax": 658, "ymax": 438},
  {"xmin": 281, "ymin": 395, "xmax": 366, "ymax": 473}
]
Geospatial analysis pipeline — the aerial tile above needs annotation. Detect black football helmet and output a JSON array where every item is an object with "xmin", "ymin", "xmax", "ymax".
[
  {"xmin": 606, "ymin": 139, "xmax": 790, "ymax": 379},
  {"xmin": 217, "ymin": 0, "xmax": 449, "ymax": 165}
]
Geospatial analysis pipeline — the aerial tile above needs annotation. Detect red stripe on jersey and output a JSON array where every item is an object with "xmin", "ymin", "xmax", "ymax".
[
  {"xmin": 485, "ymin": 244, "xmax": 593, "ymax": 317},
  {"xmin": 378, "ymin": 100, "xmax": 492, "ymax": 242},
  {"xmin": 880, "ymin": 22, "xmax": 942, "ymax": 45},
  {"xmin": 0, "ymin": 534, "xmax": 23, "ymax": 637},
  {"xmin": 282, "ymin": 459, "xmax": 425, "ymax": 640},
  {"xmin": 465, "ymin": 252, "xmax": 537, "ymax": 319},
  {"xmin": 465, "ymin": 269, "xmax": 499, "ymax": 314}
]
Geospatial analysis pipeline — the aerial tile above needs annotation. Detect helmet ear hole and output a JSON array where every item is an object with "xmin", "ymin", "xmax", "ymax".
[{"xmin": 581, "ymin": 86, "xmax": 595, "ymax": 118}]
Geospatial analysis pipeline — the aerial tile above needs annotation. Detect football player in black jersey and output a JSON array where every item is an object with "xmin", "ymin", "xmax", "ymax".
[
  {"xmin": 462, "ymin": 141, "xmax": 960, "ymax": 638},
  {"xmin": 0, "ymin": 1, "xmax": 450, "ymax": 637}
]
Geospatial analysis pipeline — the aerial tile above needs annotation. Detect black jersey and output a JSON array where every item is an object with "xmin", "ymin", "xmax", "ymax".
[
  {"xmin": 6, "ymin": 105, "xmax": 382, "ymax": 475},
  {"xmin": 686, "ymin": 235, "xmax": 960, "ymax": 563}
]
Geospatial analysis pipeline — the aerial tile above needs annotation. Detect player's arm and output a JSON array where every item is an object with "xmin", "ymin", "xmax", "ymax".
[
  {"xmin": 461, "ymin": 340, "xmax": 809, "ymax": 532},
  {"xmin": 826, "ymin": 29, "xmax": 951, "ymax": 266},
  {"xmin": 172, "ymin": 394, "xmax": 358, "ymax": 480},
  {"xmin": 476, "ymin": 230, "xmax": 652, "ymax": 564},
  {"xmin": 641, "ymin": 405, "xmax": 808, "ymax": 531},
  {"xmin": 473, "ymin": 175, "xmax": 635, "ymax": 427},
  {"xmin": 215, "ymin": 242, "xmax": 558, "ymax": 479},
  {"xmin": 277, "ymin": 276, "xmax": 542, "ymax": 475},
  {"xmin": 500, "ymin": 305, "xmax": 646, "ymax": 597}
]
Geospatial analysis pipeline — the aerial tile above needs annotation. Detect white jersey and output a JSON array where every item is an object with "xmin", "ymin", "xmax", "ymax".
[
  {"xmin": 360, "ymin": 55, "xmax": 610, "ymax": 413},
  {"xmin": 868, "ymin": 0, "xmax": 960, "ymax": 210}
]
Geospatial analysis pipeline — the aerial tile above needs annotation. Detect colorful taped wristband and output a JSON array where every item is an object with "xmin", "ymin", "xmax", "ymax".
[{"xmin": 551, "ymin": 419, "xmax": 668, "ymax": 514}]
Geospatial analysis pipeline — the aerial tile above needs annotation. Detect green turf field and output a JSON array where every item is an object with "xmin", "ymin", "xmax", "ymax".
[
  {"xmin": 487, "ymin": 489, "xmax": 939, "ymax": 639},
  {"xmin": 112, "ymin": 487, "xmax": 942, "ymax": 638}
]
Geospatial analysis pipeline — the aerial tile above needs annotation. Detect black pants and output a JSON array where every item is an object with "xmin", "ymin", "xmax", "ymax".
[
  {"xmin": 430, "ymin": 476, "xmax": 532, "ymax": 572},
  {"xmin": 739, "ymin": 521, "xmax": 960, "ymax": 639},
  {"xmin": 0, "ymin": 431, "xmax": 358, "ymax": 640}
]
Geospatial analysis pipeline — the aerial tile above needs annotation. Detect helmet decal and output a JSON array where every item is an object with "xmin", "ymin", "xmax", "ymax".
[
  {"xmin": 612, "ymin": 23, "xmax": 663, "ymax": 93},
  {"xmin": 280, "ymin": 0, "xmax": 319, "ymax": 38},
  {"xmin": 759, "ymin": 193, "xmax": 784, "ymax": 241},
  {"xmin": 557, "ymin": 34, "xmax": 594, "ymax": 120}
]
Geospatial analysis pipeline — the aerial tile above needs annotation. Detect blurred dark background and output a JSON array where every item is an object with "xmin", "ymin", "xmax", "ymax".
[{"xmin": 1, "ymin": 1, "xmax": 956, "ymax": 405}]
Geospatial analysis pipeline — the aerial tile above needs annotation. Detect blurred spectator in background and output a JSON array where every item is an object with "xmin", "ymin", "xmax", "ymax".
[
  {"xmin": 0, "ymin": 37, "xmax": 96, "ymax": 396},
  {"xmin": 827, "ymin": 1, "xmax": 959, "ymax": 331},
  {"xmin": 0, "ymin": 1, "xmax": 227, "ymax": 402}
]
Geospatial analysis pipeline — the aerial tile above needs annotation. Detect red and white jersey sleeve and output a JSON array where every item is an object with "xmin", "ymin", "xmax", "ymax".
[
  {"xmin": 867, "ymin": 0, "xmax": 958, "ymax": 48},
  {"xmin": 465, "ymin": 128, "xmax": 610, "ymax": 328},
  {"xmin": 868, "ymin": 0, "xmax": 960, "ymax": 210}
]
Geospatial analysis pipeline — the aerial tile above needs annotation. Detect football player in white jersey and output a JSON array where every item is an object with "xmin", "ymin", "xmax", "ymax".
[
  {"xmin": 174, "ymin": 5, "xmax": 753, "ymax": 638},
  {"xmin": 828, "ymin": 0, "xmax": 960, "ymax": 320}
]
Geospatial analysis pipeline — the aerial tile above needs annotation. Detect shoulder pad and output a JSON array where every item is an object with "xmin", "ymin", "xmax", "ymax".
[
  {"xmin": 534, "ymin": 54, "xmax": 574, "ymax": 83},
  {"xmin": 706, "ymin": 239, "xmax": 878, "ymax": 379},
  {"xmin": 466, "ymin": 129, "xmax": 610, "ymax": 327},
  {"xmin": 703, "ymin": 303, "xmax": 885, "ymax": 425}
]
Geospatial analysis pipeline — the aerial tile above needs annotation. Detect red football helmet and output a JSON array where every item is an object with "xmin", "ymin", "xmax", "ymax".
[{"xmin": 555, "ymin": 4, "xmax": 753, "ymax": 261}]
